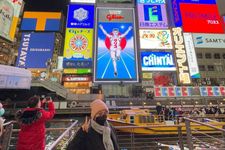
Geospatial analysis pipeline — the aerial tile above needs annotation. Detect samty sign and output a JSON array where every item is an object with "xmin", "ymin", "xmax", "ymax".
[{"xmin": 172, "ymin": 27, "xmax": 191, "ymax": 85}]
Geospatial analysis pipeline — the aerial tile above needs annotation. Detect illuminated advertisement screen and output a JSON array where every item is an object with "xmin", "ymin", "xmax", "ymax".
[
  {"xmin": 141, "ymin": 51, "xmax": 176, "ymax": 71},
  {"xmin": 223, "ymin": 16, "xmax": 225, "ymax": 27},
  {"xmin": 70, "ymin": 0, "xmax": 95, "ymax": 3},
  {"xmin": 139, "ymin": 29, "xmax": 173, "ymax": 49},
  {"xmin": 63, "ymin": 68, "xmax": 92, "ymax": 74},
  {"xmin": 0, "ymin": 0, "xmax": 23, "ymax": 41},
  {"xmin": 192, "ymin": 33, "xmax": 225, "ymax": 48},
  {"xmin": 21, "ymin": 12, "xmax": 62, "ymax": 31},
  {"xmin": 16, "ymin": 32, "xmax": 55, "ymax": 68},
  {"xmin": 98, "ymin": 0, "xmax": 132, "ymax": 3},
  {"xmin": 183, "ymin": 33, "xmax": 200, "ymax": 78},
  {"xmin": 180, "ymin": 3, "xmax": 224, "ymax": 33},
  {"xmin": 137, "ymin": 4, "xmax": 168, "ymax": 29},
  {"xmin": 63, "ymin": 28, "xmax": 93, "ymax": 68},
  {"xmin": 66, "ymin": 4, "xmax": 94, "ymax": 28},
  {"xmin": 94, "ymin": 8, "xmax": 138, "ymax": 83},
  {"xmin": 171, "ymin": 0, "xmax": 216, "ymax": 27},
  {"xmin": 137, "ymin": 0, "xmax": 165, "ymax": 4},
  {"xmin": 172, "ymin": 27, "xmax": 191, "ymax": 85}
]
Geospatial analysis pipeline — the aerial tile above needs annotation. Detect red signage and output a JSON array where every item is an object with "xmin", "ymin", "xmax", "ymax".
[{"xmin": 180, "ymin": 3, "xmax": 224, "ymax": 33}]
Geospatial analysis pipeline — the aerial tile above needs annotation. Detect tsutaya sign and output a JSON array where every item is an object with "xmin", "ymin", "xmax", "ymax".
[
  {"xmin": 172, "ymin": 27, "xmax": 191, "ymax": 85},
  {"xmin": 192, "ymin": 33, "xmax": 225, "ymax": 48}
]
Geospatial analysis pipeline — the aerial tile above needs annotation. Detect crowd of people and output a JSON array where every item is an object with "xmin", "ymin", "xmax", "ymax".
[{"xmin": 156, "ymin": 102, "xmax": 225, "ymax": 121}]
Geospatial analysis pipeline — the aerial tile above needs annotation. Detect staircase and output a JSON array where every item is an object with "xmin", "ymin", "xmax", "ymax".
[
  {"xmin": 31, "ymin": 80, "xmax": 69, "ymax": 98},
  {"xmin": 31, "ymin": 80, "xmax": 103, "ymax": 107}
]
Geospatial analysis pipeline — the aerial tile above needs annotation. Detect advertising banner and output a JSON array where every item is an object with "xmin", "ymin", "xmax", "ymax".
[
  {"xmin": 180, "ymin": 3, "xmax": 223, "ymax": 33},
  {"xmin": 70, "ymin": 0, "xmax": 95, "ymax": 3},
  {"xmin": 137, "ymin": 0, "xmax": 165, "ymax": 4},
  {"xmin": 142, "ymin": 72, "xmax": 152, "ymax": 79},
  {"xmin": 172, "ymin": 27, "xmax": 191, "ymax": 85},
  {"xmin": 183, "ymin": 33, "xmax": 200, "ymax": 78},
  {"xmin": 66, "ymin": 4, "xmax": 94, "ymax": 28},
  {"xmin": 155, "ymin": 86, "xmax": 225, "ymax": 97},
  {"xmin": 137, "ymin": 4, "xmax": 168, "ymax": 28},
  {"xmin": 171, "ymin": 0, "xmax": 216, "ymax": 27},
  {"xmin": 192, "ymin": 33, "xmax": 225, "ymax": 48},
  {"xmin": 0, "ymin": 0, "xmax": 23, "ymax": 41},
  {"xmin": 63, "ymin": 28, "xmax": 93, "ymax": 68},
  {"xmin": 63, "ymin": 68, "xmax": 91, "ymax": 74},
  {"xmin": 141, "ymin": 51, "xmax": 176, "ymax": 71},
  {"xmin": 16, "ymin": 32, "xmax": 55, "ymax": 68},
  {"xmin": 200, "ymin": 86, "xmax": 225, "ymax": 96},
  {"xmin": 62, "ymin": 75, "xmax": 92, "ymax": 82},
  {"xmin": 21, "ymin": 12, "xmax": 62, "ymax": 31},
  {"xmin": 94, "ymin": 8, "xmax": 138, "ymax": 83},
  {"xmin": 139, "ymin": 29, "xmax": 173, "ymax": 49}
]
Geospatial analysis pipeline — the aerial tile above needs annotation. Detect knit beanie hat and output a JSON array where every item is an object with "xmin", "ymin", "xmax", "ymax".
[{"xmin": 90, "ymin": 99, "xmax": 109, "ymax": 118}]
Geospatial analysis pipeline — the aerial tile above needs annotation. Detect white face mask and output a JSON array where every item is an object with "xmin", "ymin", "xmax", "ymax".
[{"xmin": 0, "ymin": 108, "xmax": 5, "ymax": 117}]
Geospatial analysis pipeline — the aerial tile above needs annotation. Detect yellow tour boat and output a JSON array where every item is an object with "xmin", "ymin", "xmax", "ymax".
[{"xmin": 107, "ymin": 108, "xmax": 225, "ymax": 135}]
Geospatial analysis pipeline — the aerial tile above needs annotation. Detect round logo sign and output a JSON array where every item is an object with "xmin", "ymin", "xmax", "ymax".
[{"xmin": 70, "ymin": 35, "xmax": 88, "ymax": 52}]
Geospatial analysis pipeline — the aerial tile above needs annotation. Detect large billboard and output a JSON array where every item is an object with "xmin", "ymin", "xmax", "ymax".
[
  {"xmin": 171, "ymin": 0, "xmax": 216, "ymax": 27},
  {"xmin": 16, "ymin": 33, "xmax": 55, "ymax": 68},
  {"xmin": 183, "ymin": 33, "xmax": 200, "ymax": 79},
  {"xmin": 94, "ymin": 8, "xmax": 138, "ymax": 83},
  {"xmin": 139, "ymin": 29, "xmax": 173, "ymax": 49},
  {"xmin": 70, "ymin": 0, "xmax": 95, "ymax": 3},
  {"xmin": 141, "ymin": 51, "xmax": 176, "ymax": 71},
  {"xmin": 137, "ymin": 4, "xmax": 168, "ymax": 28},
  {"xmin": 172, "ymin": 27, "xmax": 191, "ymax": 85},
  {"xmin": 192, "ymin": 33, "xmax": 225, "ymax": 48},
  {"xmin": 0, "ymin": 0, "xmax": 23, "ymax": 41},
  {"xmin": 180, "ymin": 3, "xmax": 224, "ymax": 33},
  {"xmin": 21, "ymin": 12, "xmax": 62, "ymax": 31},
  {"xmin": 66, "ymin": 4, "xmax": 94, "ymax": 29},
  {"xmin": 63, "ymin": 28, "xmax": 93, "ymax": 68}
]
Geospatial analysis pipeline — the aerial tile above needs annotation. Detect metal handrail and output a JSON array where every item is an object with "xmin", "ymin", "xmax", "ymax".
[
  {"xmin": 47, "ymin": 120, "xmax": 78, "ymax": 150},
  {"xmin": 184, "ymin": 117, "xmax": 225, "ymax": 132}
]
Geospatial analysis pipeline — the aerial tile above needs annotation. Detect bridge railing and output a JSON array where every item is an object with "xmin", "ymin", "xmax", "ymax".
[{"xmin": 184, "ymin": 117, "xmax": 225, "ymax": 150}]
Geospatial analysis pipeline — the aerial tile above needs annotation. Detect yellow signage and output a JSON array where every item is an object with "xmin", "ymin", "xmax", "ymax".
[
  {"xmin": 63, "ymin": 28, "xmax": 93, "ymax": 61},
  {"xmin": 142, "ymin": 72, "xmax": 152, "ymax": 79},
  {"xmin": 0, "ymin": 0, "xmax": 23, "ymax": 41}
]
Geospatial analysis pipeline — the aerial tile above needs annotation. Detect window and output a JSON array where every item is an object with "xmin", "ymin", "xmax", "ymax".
[
  {"xmin": 199, "ymin": 65, "xmax": 206, "ymax": 71},
  {"xmin": 130, "ymin": 116, "xmax": 134, "ymax": 124},
  {"xmin": 214, "ymin": 53, "xmax": 221, "ymax": 59},
  {"xmin": 208, "ymin": 65, "xmax": 215, "ymax": 71},
  {"xmin": 197, "ymin": 53, "xmax": 203, "ymax": 59},
  {"xmin": 223, "ymin": 53, "xmax": 225, "ymax": 59},
  {"xmin": 215, "ymin": 65, "xmax": 223, "ymax": 72},
  {"xmin": 205, "ymin": 53, "xmax": 212, "ymax": 59}
]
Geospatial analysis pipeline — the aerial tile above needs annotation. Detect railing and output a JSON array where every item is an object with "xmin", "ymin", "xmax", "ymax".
[
  {"xmin": 46, "ymin": 120, "xmax": 79, "ymax": 150},
  {"xmin": 2, "ymin": 121, "xmax": 15, "ymax": 150},
  {"xmin": 184, "ymin": 117, "xmax": 225, "ymax": 150},
  {"xmin": 1, "ymin": 119, "xmax": 79, "ymax": 150},
  {"xmin": 114, "ymin": 125, "xmax": 185, "ymax": 150}
]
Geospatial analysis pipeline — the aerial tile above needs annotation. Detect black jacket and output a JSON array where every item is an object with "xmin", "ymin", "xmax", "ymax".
[{"xmin": 67, "ymin": 126, "xmax": 119, "ymax": 150}]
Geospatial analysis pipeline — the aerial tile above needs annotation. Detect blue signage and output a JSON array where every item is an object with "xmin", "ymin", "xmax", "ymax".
[
  {"xmin": 63, "ymin": 60, "xmax": 92, "ymax": 68},
  {"xmin": 66, "ymin": 4, "xmax": 94, "ymax": 28},
  {"xmin": 141, "ymin": 51, "xmax": 176, "ymax": 71},
  {"xmin": 138, "ymin": 0, "xmax": 165, "ymax": 4},
  {"xmin": 171, "ymin": 0, "xmax": 216, "ymax": 27},
  {"xmin": 16, "ymin": 33, "xmax": 55, "ymax": 68}
]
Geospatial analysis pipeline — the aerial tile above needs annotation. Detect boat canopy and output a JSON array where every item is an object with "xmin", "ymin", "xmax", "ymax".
[{"xmin": 0, "ymin": 65, "xmax": 32, "ymax": 89}]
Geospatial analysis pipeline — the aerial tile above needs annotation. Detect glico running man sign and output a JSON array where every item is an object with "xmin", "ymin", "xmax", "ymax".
[{"xmin": 94, "ymin": 8, "xmax": 138, "ymax": 83}]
